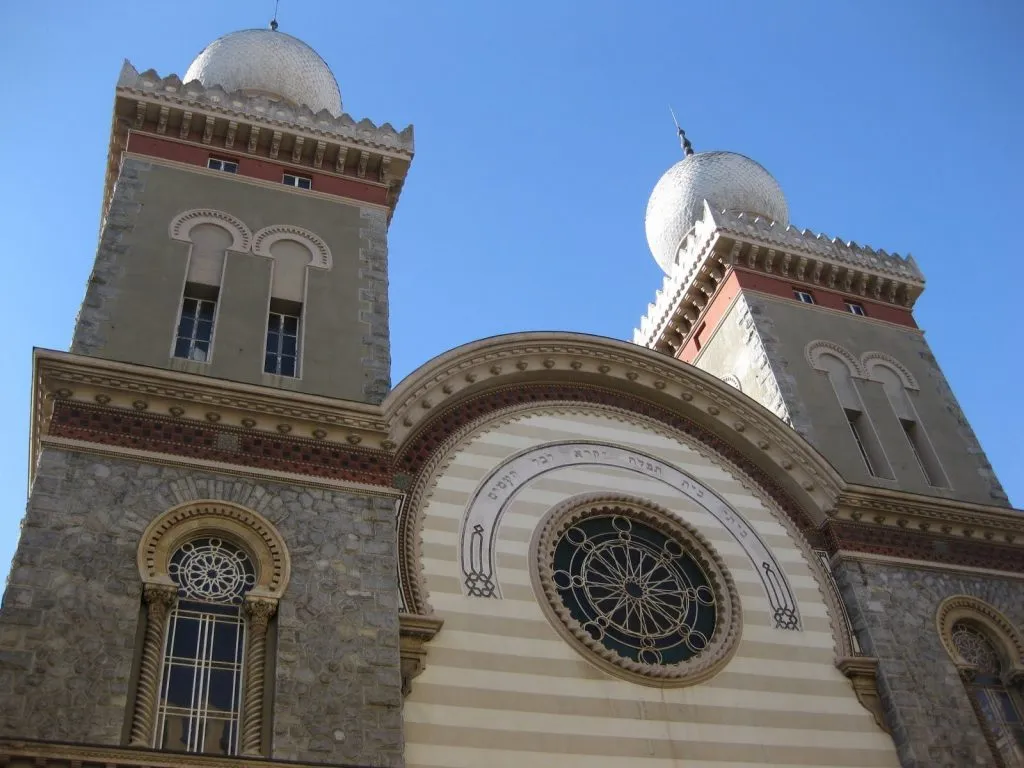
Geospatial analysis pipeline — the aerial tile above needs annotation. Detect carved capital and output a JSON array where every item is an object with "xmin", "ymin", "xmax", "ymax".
[
  {"xmin": 243, "ymin": 597, "xmax": 278, "ymax": 630},
  {"xmin": 142, "ymin": 584, "xmax": 177, "ymax": 619},
  {"xmin": 837, "ymin": 656, "xmax": 888, "ymax": 733}
]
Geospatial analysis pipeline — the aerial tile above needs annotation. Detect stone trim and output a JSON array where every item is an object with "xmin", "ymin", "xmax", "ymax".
[
  {"xmin": 252, "ymin": 224, "xmax": 332, "ymax": 270},
  {"xmin": 168, "ymin": 208, "xmax": 252, "ymax": 252},
  {"xmin": 241, "ymin": 597, "xmax": 277, "ymax": 755},
  {"xmin": 836, "ymin": 656, "xmax": 888, "ymax": 733},
  {"xmin": 529, "ymin": 493, "xmax": 742, "ymax": 687},
  {"xmin": 399, "ymin": 613, "xmax": 444, "ymax": 696},
  {"xmin": 861, "ymin": 351, "xmax": 919, "ymax": 390},
  {"xmin": 138, "ymin": 500, "xmax": 291, "ymax": 598},
  {"xmin": 127, "ymin": 584, "xmax": 177, "ymax": 747},
  {"xmin": 936, "ymin": 595, "xmax": 1024, "ymax": 680},
  {"xmin": 805, "ymin": 339, "xmax": 865, "ymax": 378}
]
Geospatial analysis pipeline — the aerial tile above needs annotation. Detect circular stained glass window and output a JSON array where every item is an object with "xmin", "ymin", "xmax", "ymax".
[
  {"xmin": 532, "ymin": 495, "xmax": 740, "ymax": 686},
  {"xmin": 168, "ymin": 537, "xmax": 256, "ymax": 605}
]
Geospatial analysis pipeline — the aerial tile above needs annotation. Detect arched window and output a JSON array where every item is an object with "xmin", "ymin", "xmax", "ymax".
[
  {"xmin": 806, "ymin": 341, "xmax": 893, "ymax": 479},
  {"xmin": 863, "ymin": 353, "xmax": 949, "ymax": 488},
  {"xmin": 939, "ymin": 597, "xmax": 1024, "ymax": 766},
  {"xmin": 156, "ymin": 537, "xmax": 255, "ymax": 754},
  {"xmin": 129, "ymin": 502, "xmax": 290, "ymax": 757}
]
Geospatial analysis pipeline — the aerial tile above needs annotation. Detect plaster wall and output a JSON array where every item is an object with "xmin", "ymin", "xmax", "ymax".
[
  {"xmin": 72, "ymin": 158, "xmax": 391, "ymax": 404},
  {"xmin": 404, "ymin": 406, "xmax": 899, "ymax": 768},
  {"xmin": 696, "ymin": 291, "xmax": 1006, "ymax": 506}
]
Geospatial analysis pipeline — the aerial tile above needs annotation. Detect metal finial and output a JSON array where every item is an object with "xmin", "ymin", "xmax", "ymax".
[
  {"xmin": 270, "ymin": 0, "xmax": 280, "ymax": 30},
  {"xmin": 669, "ymin": 106, "xmax": 694, "ymax": 157}
]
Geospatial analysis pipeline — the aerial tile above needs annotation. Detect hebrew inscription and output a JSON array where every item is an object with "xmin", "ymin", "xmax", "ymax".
[{"xmin": 459, "ymin": 441, "xmax": 801, "ymax": 630}]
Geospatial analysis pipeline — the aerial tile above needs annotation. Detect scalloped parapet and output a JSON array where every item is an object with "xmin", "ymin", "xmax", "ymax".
[
  {"xmin": 117, "ymin": 61, "xmax": 413, "ymax": 155},
  {"xmin": 635, "ymin": 202, "xmax": 927, "ymax": 350}
]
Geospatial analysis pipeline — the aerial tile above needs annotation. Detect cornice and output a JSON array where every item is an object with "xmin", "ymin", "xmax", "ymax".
[
  {"xmin": 31, "ymin": 340, "xmax": 1024, "ymax": 577},
  {"xmin": 382, "ymin": 332, "xmax": 844, "ymax": 520},
  {"xmin": 834, "ymin": 486, "xmax": 1023, "ymax": 543},
  {"xmin": 119, "ymin": 61, "xmax": 414, "ymax": 155},
  {"xmin": 635, "ymin": 204, "xmax": 927, "ymax": 354}
]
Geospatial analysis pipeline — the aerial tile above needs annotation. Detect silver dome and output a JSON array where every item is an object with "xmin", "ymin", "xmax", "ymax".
[
  {"xmin": 184, "ymin": 29, "xmax": 342, "ymax": 116},
  {"xmin": 645, "ymin": 151, "xmax": 788, "ymax": 273}
]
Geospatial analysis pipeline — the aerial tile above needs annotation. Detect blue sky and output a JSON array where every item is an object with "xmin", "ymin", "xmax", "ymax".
[{"xmin": 1, "ymin": 0, "xmax": 1022, "ymax": 581}]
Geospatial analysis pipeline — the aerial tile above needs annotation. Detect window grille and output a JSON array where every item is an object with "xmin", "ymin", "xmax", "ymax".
[
  {"xmin": 952, "ymin": 623, "xmax": 1024, "ymax": 763},
  {"xmin": 155, "ymin": 538, "xmax": 255, "ymax": 756}
]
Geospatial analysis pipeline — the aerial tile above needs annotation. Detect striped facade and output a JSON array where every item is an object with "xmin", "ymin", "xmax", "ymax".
[{"xmin": 404, "ymin": 406, "xmax": 899, "ymax": 768}]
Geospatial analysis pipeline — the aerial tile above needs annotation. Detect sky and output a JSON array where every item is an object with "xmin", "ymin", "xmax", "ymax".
[{"xmin": 1, "ymin": 0, "xmax": 1022, "ymax": 582}]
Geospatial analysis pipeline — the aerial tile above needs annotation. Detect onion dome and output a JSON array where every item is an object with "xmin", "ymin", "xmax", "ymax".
[
  {"xmin": 184, "ymin": 27, "xmax": 342, "ymax": 116},
  {"xmin": 645, "ymin": 150, "xmax": 789, "ymax": 273}
]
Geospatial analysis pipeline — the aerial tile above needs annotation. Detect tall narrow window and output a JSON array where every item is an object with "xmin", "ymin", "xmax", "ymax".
[
  {"xmin": 174, "ymin": 284, "xmax": 219, "ymax": 362},
  {"xmin": 808, "ymin": 346, "xmax": 894, "ymax": 479},
  {"xmin": 867, "ymin": 360, "xmax": 950, "ymax": 488},
  {"xmin": 265, "ymin": 299, "xmax": 302, "ymax": 377},
  {"xmin": 951, "ymin": 622, "xmax": 1024, "ymax": 764},
  {"xmin": 901, "ymin": 419, "xmax": 940, "ymax": 486},
  {"xmin": 846, "ymin": 409, "xmax": 877, "ymax": 476},
  {"xmin": 156, "ymin": 537, "xmax": 255, "ymax": 755}
]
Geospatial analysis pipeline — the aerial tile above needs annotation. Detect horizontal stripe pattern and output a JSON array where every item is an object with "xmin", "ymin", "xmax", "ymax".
[{"xmin": 407, "ymin": 410, "xmax": 898, "ymax": 767}]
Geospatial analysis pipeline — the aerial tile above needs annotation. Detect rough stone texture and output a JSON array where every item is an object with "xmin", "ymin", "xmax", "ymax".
[
  {"xmin": 693, "ymin": 294, "xmax": 807, "ymax": 434},
  {"xmin": 359, "ymin": 207, "xmax": 391, "ymax": 404},
  {"xmin": 835, "ymin": 558, "xmax": 1024, "ymax": 768},
  {"xmin": 71, "ymin": 155, "xmax": 151, "ymax": 355},
  {"xmin": 0, "ymin": 448, "xmax": 403, "ymax": 767}
]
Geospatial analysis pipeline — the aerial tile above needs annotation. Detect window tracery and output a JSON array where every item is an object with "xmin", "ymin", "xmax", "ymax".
[
  {"xmin": 130, "ymin": 502, "xmax": 290, "ymax": 757},
  {"xmin": 531, "ymin": 493, "xmax": 741, "ymax": 687},
  {"xmin": 938, "ymin": 596, "xmax": 1024, "ymax": 766}
]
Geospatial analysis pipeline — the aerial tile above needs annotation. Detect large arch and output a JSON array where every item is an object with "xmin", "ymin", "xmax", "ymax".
[{"xmin": 384, "ymin": 332, "xmax": 850, "ymax": 650}]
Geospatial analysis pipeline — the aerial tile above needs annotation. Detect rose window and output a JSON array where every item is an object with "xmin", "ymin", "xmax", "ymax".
[
  {"xmin": 169, "ymin": 537, "xmax": 256, "ymax": 604},
  {"xmin": 533, "ymin": 495, "xmax": 741, "ymax": 687}
]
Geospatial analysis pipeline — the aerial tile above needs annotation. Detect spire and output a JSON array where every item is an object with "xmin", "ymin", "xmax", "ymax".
[{"xmin": 669, "ymin": 107, "xmax": 694, "ymax": 157}]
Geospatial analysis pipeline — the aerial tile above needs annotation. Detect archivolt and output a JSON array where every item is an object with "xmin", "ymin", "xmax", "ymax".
[
  {"xmin": 169, "ymin": 208, "xmax": 252, "ymax": 252},
  {"xmin": 252, "ymin": 224, "xmax": 332, "ymax": 269},
  {"xmin": 137, "ymin": 500, "xmax": 291, "ymax": 598}
]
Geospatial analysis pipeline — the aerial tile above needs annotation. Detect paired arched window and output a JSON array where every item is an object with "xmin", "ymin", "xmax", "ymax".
[
  {"xmin": 805, "ymin": 342, "xmax": 892, "ymax": 479},
  {"xmin": 130, "ymin": 502, "xmax": 290, "ymax": 757},
  {"xmin": 939, "ymin": 597, "xmax": 1024, "ymax": 766},
  {"xmin": 863, "ymin": 354, "xmax": 949, "ymax": 488},
  {"xmin": 168, "ymin": 210, "xmax": 332, "ymax": 378}
]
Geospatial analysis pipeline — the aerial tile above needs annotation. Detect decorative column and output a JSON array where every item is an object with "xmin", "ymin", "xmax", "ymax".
[
  {"xmin": 240, "ymin": 596, "xmax": 277, "ymax": 756},
  {"xmin": 129, "ymin": 584, "xmax": 177, "ymax": 747}
]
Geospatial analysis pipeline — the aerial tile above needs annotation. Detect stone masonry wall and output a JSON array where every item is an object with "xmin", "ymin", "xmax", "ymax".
[
  {"xmin": 71, "ymin": 156, "xmax": 152, "ymax": 356},
  {"xmin": 359, "ymin": 207, "xmax": 391, "ymax": 404},
  {"xmin": 835, "ymin": 558, "xmax": 1024, "ymax": 768},
  {"xmin": 0, "ymin": 448, "xmax": 403, "ymax": 767}
]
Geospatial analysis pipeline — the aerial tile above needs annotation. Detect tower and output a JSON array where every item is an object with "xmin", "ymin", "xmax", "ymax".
[
  {"xmin": 1, "ymin": 24, "xmax": 415, "ymax": 768},
  {"xmin": 635, "ymin": 143, "xmax": 1008, "ymax": 507},
  {"xmin": 77, "ymin": 26, "xmax": 412, "ymax": 404}
]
